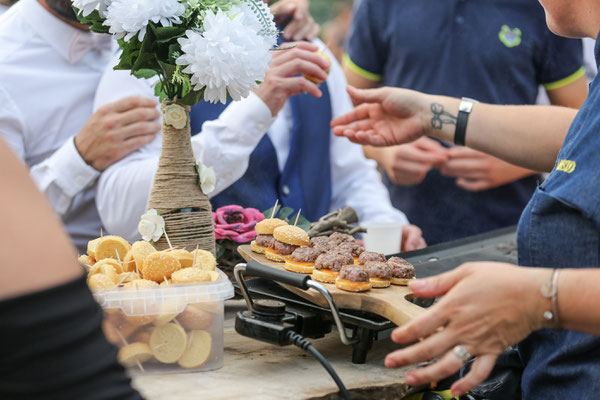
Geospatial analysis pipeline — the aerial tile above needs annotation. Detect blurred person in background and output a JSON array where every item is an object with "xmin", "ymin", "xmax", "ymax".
[
  {"xmin": 0, "ymin": 0, "xmax": 17, "ymax": 16},
  {"xmin": 93, "ymin": 0, "xmax": 426, "ymax": 251},
  {"xmin": 0, "ymin": 0, "xmax": 162, "ymax": 253},
  {"xmin": 344, "ymin": 0, "xmax": 588, "ymax": 246},
  {"xmin": 321, "ymin": 1, "xmax": 353, "ymax": 62}
]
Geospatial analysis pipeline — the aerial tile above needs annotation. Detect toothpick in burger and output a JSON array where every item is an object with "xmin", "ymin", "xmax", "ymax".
[
  {"xmin": 264, "ymin": 225, "xmax": 309, "ymax": 262},
  {"xmin": 251, "ymin": 218, "xmax": 288, "ymax": 254}
]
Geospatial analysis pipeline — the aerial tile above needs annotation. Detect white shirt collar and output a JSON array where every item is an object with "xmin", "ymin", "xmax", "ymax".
[{"xmin": 20, "ymin": 0, "xmax": 111, "ymax": 65}]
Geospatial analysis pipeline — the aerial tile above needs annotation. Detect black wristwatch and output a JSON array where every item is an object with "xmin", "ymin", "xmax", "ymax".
[{"xmin": 454, "ymin": 97, "xmax": 478, "ymax": 146}]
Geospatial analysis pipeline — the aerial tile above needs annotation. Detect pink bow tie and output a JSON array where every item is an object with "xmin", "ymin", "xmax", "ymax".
[{"xmin": 68, "ymin": 32, "xmax": 112, "ymax": 64}]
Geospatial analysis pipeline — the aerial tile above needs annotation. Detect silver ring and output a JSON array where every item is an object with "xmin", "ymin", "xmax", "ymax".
[{"xmin": 452, "ymin": 345, "xmax": 471, "ymax": 363}]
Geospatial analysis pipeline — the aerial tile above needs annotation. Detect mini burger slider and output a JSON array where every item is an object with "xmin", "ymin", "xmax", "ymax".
[
  {"xmin": 364, "ymin": 261, "xmax": 393, "ymax": 288},
  {"xmin": 312, "ymin": 251, "xmax": 354, "ymax": 284},
  {"xmin": 264, "ymin": 225, "xmax": 309, "ymax": 262},
  {"xmin": 285, "ymin": 246, "xmax": 322, "ymax": 274},
  {"xmin": 387, "ymin": 257, "xmax": 416, "ymax": 285},
  {"xmin": 251, "ymin": 218, "xmax": 288, "ymax": 254},
  {"xmin": 336, "ymin": 265, "xmax": 371, "ymax": 292}
]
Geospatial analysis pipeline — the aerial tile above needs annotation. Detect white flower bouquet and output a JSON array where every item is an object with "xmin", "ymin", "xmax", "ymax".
[
  {"xmin": 72, "ymin": 0, "xmax": 278, "ymax": 105},
  {"xmin": 71, "ymin": 0, "xmax": 279, "ymax": 253}
]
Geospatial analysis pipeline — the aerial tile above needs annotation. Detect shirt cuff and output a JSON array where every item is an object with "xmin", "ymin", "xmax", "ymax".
[
  {"xmin": 50, "ymin": 137, "xmax": 100, "ymax": 197},
  {"xmin": 217, "ymin": 92, "xmax": 276, "ymax": 137}
]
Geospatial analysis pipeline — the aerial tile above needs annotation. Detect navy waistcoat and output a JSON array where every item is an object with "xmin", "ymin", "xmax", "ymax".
[{"xmin": 189, "ymin": 63, "xmax": 333, "ymax": 222}]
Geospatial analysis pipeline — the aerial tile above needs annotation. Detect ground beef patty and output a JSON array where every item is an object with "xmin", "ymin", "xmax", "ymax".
[
  {"xmin": 255, "ymin": 234, "xmax": 274, "ymax": 247},
  {"xmin": 290, "ymin": 247, "xmax": 321, "ymax": 263},
  {"xmin": 315, "ymin": 251, "xmax": 354, "ymax": 272},
  {"xmin": 329, "ymin": 232, "xmax": 356, "ymax": 244},
  {"xmin": 338, "ymin": 242, "xmax": 364, "ymax": 258},
  {"xmin": 358, "ymin": 251, "xmax": 386, "ymax": 265},
  {"xmin": 365, "ymin": 261, "xmax": 392, "ymax": 280},
  {"xmin": 268, "ymin": 240, "xmax": 298, "ymax": 256},
  {"xmin": 339, "ymin": 265, "xmax": 370, "ymax": 282},
  {"xmin": 387, "ymin": 257, "xmax": 415, "ymax": 279},
  {"xmin": 309, "ymin": 236, "xmax": 334, "ymax": 251}
]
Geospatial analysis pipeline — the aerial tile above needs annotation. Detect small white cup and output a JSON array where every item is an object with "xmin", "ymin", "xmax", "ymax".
[{"xmin": 362, "ymin": 222, "xmax": 403, "ymax": 255}]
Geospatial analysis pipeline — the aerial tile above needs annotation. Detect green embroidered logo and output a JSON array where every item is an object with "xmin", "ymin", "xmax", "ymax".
[{"xmin": 499, "ymin": 25, "xmax": 522, "ymax": 48}]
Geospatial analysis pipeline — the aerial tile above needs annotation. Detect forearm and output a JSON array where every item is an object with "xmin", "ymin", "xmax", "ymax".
[
  {"xmin": 422, "ymin": 95, "xmax": 576, "ymax": 172},
  {"xmin": 556, "ymin": 268, "xmax": 600, "ymax": 335}
]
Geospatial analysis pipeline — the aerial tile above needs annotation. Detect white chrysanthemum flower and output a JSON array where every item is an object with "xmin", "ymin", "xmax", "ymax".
[
  {"xmin": 234, "ymin": 1, "xmax": 278, "ymax": 49},
  {"xmin": 104, "ymin": 0, "xmax": 186, "ymax": 42},
  {"xmin": 72, "ymin": 0, "xmax": 111, "ymax": 18},
  {"xmin": 176, "ymin": 9, "xmax": 274, "ymax": 104}
]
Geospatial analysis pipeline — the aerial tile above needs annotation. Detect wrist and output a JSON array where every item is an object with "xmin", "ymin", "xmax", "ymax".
[
  {"xmin": 424, "ymin": 95, "xmax": 460, "ymax": 142},
  {"xmin": 527, "ymin": 268, "xmax": 561, "ymax": 331}
]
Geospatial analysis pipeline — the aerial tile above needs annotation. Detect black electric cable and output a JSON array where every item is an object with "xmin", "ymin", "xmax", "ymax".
[{"xmin": 285, "ymin": 331, "xmax": 352, "ymax": 400}]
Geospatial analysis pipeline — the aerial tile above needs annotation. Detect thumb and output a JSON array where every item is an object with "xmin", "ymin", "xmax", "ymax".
[
  {"xmin": 408, "ymin": 267, "xmax": 466, "ymax": 298},
  {"xmin": 347, "ymin": 85, "xmax": 387, "ymax": 105}
]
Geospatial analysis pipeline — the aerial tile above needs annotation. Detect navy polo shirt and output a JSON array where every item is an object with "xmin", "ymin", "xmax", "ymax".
[{"xmin": 346, "ymin": 0, "xmax": 584, "ymax": 244}]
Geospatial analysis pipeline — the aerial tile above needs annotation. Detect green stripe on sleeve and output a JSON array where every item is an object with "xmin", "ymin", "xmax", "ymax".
[
  {"xmin": 342, "ymin": 54, "xmax": 382, "ymax": 82},
  {"xmin": 543, "ymin": 66, "xmax": 586, "ymax": 90}
]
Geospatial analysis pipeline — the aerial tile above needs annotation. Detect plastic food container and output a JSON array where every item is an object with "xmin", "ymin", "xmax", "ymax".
[{"xmin": 93, "ymin": 268, "xmax": 234, "ymax": 375}]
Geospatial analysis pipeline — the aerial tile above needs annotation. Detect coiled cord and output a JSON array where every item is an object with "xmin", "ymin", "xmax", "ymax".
[{"xmin": 285, "ymin": 331, "xmax": 352, "ymax": 400}]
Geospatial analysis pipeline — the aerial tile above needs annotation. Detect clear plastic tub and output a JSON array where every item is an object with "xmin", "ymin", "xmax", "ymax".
[{"xmin": 93, "ymin": 268, "xmax": 234, "ymax": 375}]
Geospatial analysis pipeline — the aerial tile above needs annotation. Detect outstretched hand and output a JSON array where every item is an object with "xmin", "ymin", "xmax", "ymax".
[
  {"xmin": 331, "ymin": 86, "xmax": 428, "ymax": 147},
  {"xmin": 385, "ymin": 262, "xmax": 549, "ymax": 397}
]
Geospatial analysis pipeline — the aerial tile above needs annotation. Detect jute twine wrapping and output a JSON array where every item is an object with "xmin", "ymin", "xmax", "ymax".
[{"xmin": 148, "ymin": 100, "xmax": 215, "ymax": 255}]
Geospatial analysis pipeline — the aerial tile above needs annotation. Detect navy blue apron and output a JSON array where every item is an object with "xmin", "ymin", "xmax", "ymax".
[{"xmin": 515, "ymin": 39, "xmax": 600, "ymax": 399}]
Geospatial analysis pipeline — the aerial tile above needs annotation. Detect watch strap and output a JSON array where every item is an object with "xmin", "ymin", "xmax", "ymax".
[{"xmin": 454, "ymin": 98, "xmax": 477, "ymax": 146}]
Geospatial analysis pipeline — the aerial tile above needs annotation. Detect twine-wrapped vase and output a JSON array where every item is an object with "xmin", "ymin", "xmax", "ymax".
[{"xmin": 148, "ymin": 100, "xmax": 215, "ymax": 255}]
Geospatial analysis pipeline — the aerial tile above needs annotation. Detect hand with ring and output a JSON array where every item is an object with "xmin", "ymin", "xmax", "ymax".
[{"xmin": 384, "ymin": 262, "xmax": 552, "ymax": 396}]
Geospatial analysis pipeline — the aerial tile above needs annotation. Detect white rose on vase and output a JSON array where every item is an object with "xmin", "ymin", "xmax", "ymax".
[
  {"xmin": 138, "ymin": 209, "xmax": 165, "ymax": 242},
  {"xmin": 163, "ymin": 103, "xmax": 187, "ymax": 129},
  {"xmin": 196, "ymin": 163, "xmax": 216, "ymax": 194}
]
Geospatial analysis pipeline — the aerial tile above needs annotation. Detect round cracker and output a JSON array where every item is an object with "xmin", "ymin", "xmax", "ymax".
[
  {"xmin": 149, "ymin": 323, "xmax": 187, "ymax": 363},
  {"xmin": 118, "ymin": 342, "xmax": 153, "ymax": 367},
  {"xmin": 169, "ymin": 249, "xmax": 194, "ymax": 268},
  {"xmin": 176, "ymin": 305, "xmax": 213, "ymax": 330},
  {"xmin": 191, "ymin": 249, "xmax": 216, "ymax": 271},
  {"xmin": 95, "ymin": 235, "xmax": 131, "ymax": 262},
  {"xmin": 142, "ymin": 251, "xmax": 181, "ymax": 283},
  {"xmin": 131, "ymin": 241, "xmax": 156, "ymax": 272},
  {"xmin": 91, "ymin": 258, "xmax": 124, "ymax": 275},
  {"xmin": 171, "ymin": 267, "xmax": 212, "ymax": 284},
  {"xmin": 87, "ymin": 237, "xmax": 101, "ymax": 259},
  {"xmin": 88, "ymin": 273, "xmax": 117, "ymax": 290},
  {"xmin": 178, "ymin": 330, "xmax": 212, "ymax": 369}
]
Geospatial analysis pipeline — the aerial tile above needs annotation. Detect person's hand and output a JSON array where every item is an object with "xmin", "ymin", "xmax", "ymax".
[
  {"xmin": 331, "ymin": 86, "xmax": 429, "ymax": 147},
  {"xmin": 377, "ymin": 138, "xmax": 448, "ymax": 185},
  {"xmin": 401, "ymin": 224, "xmax": 426, "ymax": 251},
  {"xmin": 254, "ymin": 41, "xmax": 329, "ymax": 116},
  {"xmin": 384, "ymin": 262, "xmax": 550, "ymax": 397},
  {"xmin": 271, "ymin": 0, "xmax": 319, "ymax": 41},
  {"xmin": 74, "ymin": 96, "xmax": 160, "ymax": 171},
  {"xmin": 439, "ymin": 147, "xmax": 536, "ymax": 191}
]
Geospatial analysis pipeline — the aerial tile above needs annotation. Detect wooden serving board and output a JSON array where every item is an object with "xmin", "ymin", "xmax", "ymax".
[{"xmin": 238, "ymin": 245, "xmax": 426, "ymax": 326}]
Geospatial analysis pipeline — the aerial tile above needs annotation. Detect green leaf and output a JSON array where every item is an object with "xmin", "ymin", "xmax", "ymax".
[
  {"xmin": 215, "ymin": 241, "xmax": 226, "ymax": 259},
  {"xmin": 132, "ymin": 69, "xmax": 158, "ymax": 79},
  {"xmin": 278, "ymin": 207, "xmax": 294, "ymax": 221},
  {"xmin": 74, "ymin": 9, "xmax": 110, "ymax": 34},
  {"xmin": 295, "ymin": 215, "xmax": 311, "ymax": 232},
  {"xmin": 262, "ymin": 205, "xmax": 281, "ymax": 219},
  {"xmin": 154, "ymin": 81, "xmax": 169, "ymax": 102},
  {"xmin": 151, "ymin": 26, "xmax": 186, "ymax": 43},
  {"xmin": 133, "ymin": 29, "xmax": 160, "ymax": 72}
]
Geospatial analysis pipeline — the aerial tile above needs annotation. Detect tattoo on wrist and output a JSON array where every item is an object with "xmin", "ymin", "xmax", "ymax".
[{"xmin": 430, "ymin": 103, "xmax": 457, "ymax": 130}]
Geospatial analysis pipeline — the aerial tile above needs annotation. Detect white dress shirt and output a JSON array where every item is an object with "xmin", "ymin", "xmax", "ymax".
[
  {"xmin": 94, "ymin": 41, "xmax": 407, "ymax": 242},
  {"xmin": 0, "ymin": 0, "xmax": 113, "ymax": 252}
]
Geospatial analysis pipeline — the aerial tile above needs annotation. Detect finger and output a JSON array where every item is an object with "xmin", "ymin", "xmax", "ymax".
[
  {"xmin": 330, "ymin": 103, "xmax": 374, "ymax": 127},
  {"xmin": 118, "ymin": 133, "xmax": 158, "ymax": 159},
  {"xmin": 271, "ymin": 46, "xmax": 329, "ymax": 70},
  {"xmin": 274, "ymin": 58, "xmax": 328, "ymax": 82},
  {"xmin": 390, "ymin": 305, "xmax": 449, "ymax": 345},
  {"xmin": 440, "ymin": 158, "xmax": 487, "ymax": 178},
  {"xmin": 100, "ymin": 96, "xmax": 158, "ymax": 114},
  {"xmin": 450, "ymin": 354, "xmax": 497, "ymax": 397},
  {"xmin": 406, "ymin": 267, "xmax": 467, "ymax": 298},
  {"xmin": 455, "ymin": 177, "xmax": 491, "ymax": 192},
  {"xmin": 117, "ymin": 121, "xmax": 162, "ymax": 140},
  {"xmin": 279, "ymin": 76, "xmax": 322, "ymax": 98},
  {"xmin": 292, "ymin": 20, "xmax": 316, "ymax": 42},
  {"xmin": 270, "ymin": 0, "xmax": 295, "ymax": 15},
  {"xmin": 402, "ymin": 347, "xmax": 467, "ymax": 386},
  {"xmin": 387, "ymin": 329, "xmax": 455, "ymax": 367},
  {"xmin": 414, "ymin": 138, "xmax": 449, "ymax": 161},
  {"xmin": 307, "ymin": 22, "xmax": 321, "ymax": 41},
  {"xmin": 347, "ymin": 85, "xmax": 387, "ymax": 106},
  {"xmin": 114, "ymin": 107, "xmax": 160, "ymax": 128}
]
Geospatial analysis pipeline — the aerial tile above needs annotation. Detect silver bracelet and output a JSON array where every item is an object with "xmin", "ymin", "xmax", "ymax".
[{"xmin": 540, "ymin": 268, "xmax": 560, "ymax": 328}]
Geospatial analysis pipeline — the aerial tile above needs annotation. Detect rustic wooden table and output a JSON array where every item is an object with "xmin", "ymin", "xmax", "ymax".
[{"xmin": 132, "ymin": 300, "xmax": 413, "ymax": 400}]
